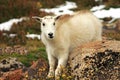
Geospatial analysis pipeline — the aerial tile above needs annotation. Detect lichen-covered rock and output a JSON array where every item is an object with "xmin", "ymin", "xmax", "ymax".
[
  {"xmin": 0, "ymin": 57, "xmax": 24, "ymax": 72},
  {"xmin": 69, "ymin": 40, "xmax": 120, "ymax": 80}
]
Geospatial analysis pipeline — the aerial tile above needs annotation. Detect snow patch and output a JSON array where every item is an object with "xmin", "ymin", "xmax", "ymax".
[
  {"xmin": 9, "ymin": 34, "xmax": 17, "ymax": 38},
  {"xmin": 0, "ymin": 18, "xmax": 27, "ymax": 31},
  {"xmin": 91, "ymin": 5, "xmax": 105, "ymax": 11},
  {"xmin": 40, "ymin": 1, "xmax": 77, "ymax": 15},
  {"xmin": 93, "ymin": 8, "xmax": 120, "ymax": 19},
  {"xmin": 95, "ymin": 0, "xmax": 99, "ymax": 2},
  {"xmin": 26, "ymin": 34, "xmax": 41, "ymax": 40}
]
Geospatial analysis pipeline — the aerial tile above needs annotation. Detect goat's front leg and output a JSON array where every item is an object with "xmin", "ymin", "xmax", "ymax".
[
  {"xmin": 47, "ymin": 50, "xmax": 56, "ymax": 78},
  {"xmin": 55, "ymin": 51, "xmax": 69, "ymax": 79}
]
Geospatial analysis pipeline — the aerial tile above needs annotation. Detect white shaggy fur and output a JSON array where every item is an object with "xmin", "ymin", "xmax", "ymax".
[{"xmin": 33, "ymin": 10, "xmax": 102, "ymax": 78}]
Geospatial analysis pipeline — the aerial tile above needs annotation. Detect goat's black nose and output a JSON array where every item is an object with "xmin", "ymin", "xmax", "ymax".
[
  {"xmin": 48, "ymin": 33, "xmax": 53, "ymax": 36},
  {"xmin": 48, "ymin": 32, "xmax": 53, "ymax": 38}
]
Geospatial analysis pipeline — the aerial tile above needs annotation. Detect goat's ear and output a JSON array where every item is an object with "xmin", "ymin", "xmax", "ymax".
[
  {"xmin": 32, "ymin": 16, "xmax": 42, "ymax": 22},
  {"xmin": 55, "ymin": 15, "xmax": 61, "ymax": 21}
]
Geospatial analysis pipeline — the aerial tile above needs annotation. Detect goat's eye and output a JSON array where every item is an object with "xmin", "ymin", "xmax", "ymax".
[
  {"xmin": 42, "ymin": 23, "xmax": 45, "ymax": 26},
  {"xmin": 53, "ymin": 22, "xmax": 55, "ymax": 26}
]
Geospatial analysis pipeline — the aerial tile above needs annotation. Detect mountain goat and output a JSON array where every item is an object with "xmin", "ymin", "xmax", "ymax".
[{"xmin": 33, "ymin": 10, "xmax": 102, "ymax": 79}]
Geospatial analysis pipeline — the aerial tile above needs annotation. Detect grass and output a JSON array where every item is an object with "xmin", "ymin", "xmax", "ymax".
[
  {"xmin": 38, "ymin": 47, "xmax": 48, "ymax": 60},
  {"xmin": 0, "ymin": 39, "xmax": 47, "ymax": 67},
  {"xmin": 26, "ymin": 39, "xmax": 44, "ymax": 51},
  {"xmin": 0, "ymin": 50, "xmax": 46, "ymax": 67}
]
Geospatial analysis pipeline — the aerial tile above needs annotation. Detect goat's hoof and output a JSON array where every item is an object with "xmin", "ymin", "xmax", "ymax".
[
  {"xmin": 47, "ymin": 75, "xmax": 54, "ymax": 79},
  {"xmin": 55, "ymin": 76, "xmax": 60, "ymax": 80},
  {"xmin": 55, "ymin": 73, "xmax": 61, "ymax": 80},
  {"xmin": 47, "ymin": 72, "xmax": 54, "ymax": 79}
]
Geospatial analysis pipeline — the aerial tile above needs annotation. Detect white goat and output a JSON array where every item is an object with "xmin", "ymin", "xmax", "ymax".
[{"xmin": 33, "ymin": 10, "xmax": 102, "ymax": 79}]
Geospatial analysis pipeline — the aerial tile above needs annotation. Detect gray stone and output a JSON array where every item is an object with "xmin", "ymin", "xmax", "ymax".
[{"xmin": 0, "ymin": 57, "xmax": 24, "ymax": 72}]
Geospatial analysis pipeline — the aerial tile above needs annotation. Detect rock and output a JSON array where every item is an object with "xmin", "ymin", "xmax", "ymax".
[
  {"xmin": 13, "ymin": 45, "xmax": 28, "ymax": 55},
  {"xmin": 115, "ymin": 19, "xmax": 120, "ymax": 31},
  {"xmin": 103, "ymin": 17, "xmax": 112, "ymax": 22},
  {"xmin": 0, "ymin": 57, "xmax": 24, "ymax": 72},
  {"xmin": 0, "ymin": 45, "xmax": 28, "ymax": 55},
  {"xmin": 0, "ymin": 57, "xmax": 25, "ymax": 80},
  {"xmin": 4, "ymin": 46, "xmax": 13, "ymax": 54},
  {"xmin": 103, "ymin": 22, "xmax": 116, "ymax": 30},
  {"xmin": 103, "ymin": 19, "xmax": 120, "ymax": 32},
  {"xmin": 69, "ymin": 40, "xmax": 120, "ymax": 80}
]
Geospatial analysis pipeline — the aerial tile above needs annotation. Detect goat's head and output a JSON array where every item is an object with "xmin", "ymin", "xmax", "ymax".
[{"xmin": 32, "ymin": 15, "xmax": 60, "ymax": 40}]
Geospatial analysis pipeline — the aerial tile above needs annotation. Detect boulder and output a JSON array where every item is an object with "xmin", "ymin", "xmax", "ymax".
[
  {"xmin": 69, "ymin": 40, "xmax": 120, "ymax": 80},
  {"xmin": 0, "ymin": 57, "xmax": 24, "ymax": 72}
]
